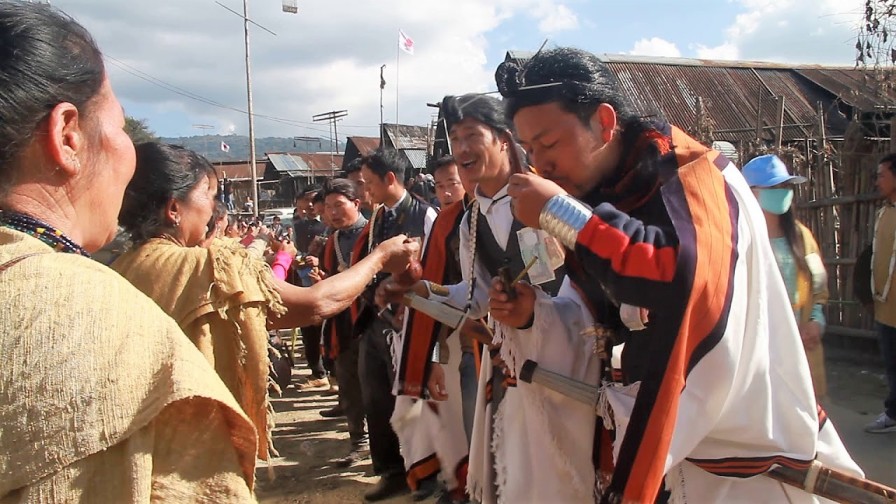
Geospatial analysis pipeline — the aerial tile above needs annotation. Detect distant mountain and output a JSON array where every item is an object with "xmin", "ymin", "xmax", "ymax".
[{"xmin": 158, "ymin": 134, "xmax": 343, "ymax": 162}]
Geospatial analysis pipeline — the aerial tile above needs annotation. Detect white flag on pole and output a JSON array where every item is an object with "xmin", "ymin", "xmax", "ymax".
[
  {"xmin": 220, "ymin": 141, "xmax": 230, "ymax": 153},
  {"xmin": 398, "ymin": 29, "xmax": 414, "ymax": 55}
]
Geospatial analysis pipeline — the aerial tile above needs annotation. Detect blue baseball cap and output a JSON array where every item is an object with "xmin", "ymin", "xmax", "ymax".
[{"xmin": 741, "ymin": 154, "xmax": 806, "ymax": 187}]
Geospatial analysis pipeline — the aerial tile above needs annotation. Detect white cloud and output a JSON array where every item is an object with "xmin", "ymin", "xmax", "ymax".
[
  {"xmin": 694, "ymin": 42, "xmax": 739, "ymax": 60},
  {"xmin": 532, "ymin": 2, "xmax": 579, "ymax": 33},
  {"xmin": 630, "ymin": 37, "xmax": 682, "ymax": 58},
  {"xmin": 51, "ymin": 0, "xmax": 577, "ymax": 139},
  {"xmin": 704, "ymin": 0, "xmax": 864, "ymax": 64}
]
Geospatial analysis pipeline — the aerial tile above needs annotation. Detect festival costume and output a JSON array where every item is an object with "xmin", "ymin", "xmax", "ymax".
[
  {"xmin": 538, "ymin": 124, "xmax": 862, "ymax": 503},
  {"xmin": 112, "ymin": 236, "xmax": 285, "ymax": 461},
  {"xmin": 428, "ymin": 186, "xmax": 599, "ymax": 503},
  {"xmin": 394, "ymin": 199, "xmax": 473, "ymax": 495},
  {"xmin": 0, "ymin": 228, "xmax": 256, "ymax": 502},
  {"xmin": 321, "ymin": 216, "xmax": 368, "ymax": 443},
  {"xmin": 425, "ymin": 332, "xmax": 471, "ymax": 495},
  {"xmin": 350, "ymin": 191, "xmax": 437, "ymax": 479}
]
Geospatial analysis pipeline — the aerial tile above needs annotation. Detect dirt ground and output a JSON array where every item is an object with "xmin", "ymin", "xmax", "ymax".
[
  {"xmin": 255, "ymin": 347, "xmax": 417, "ymax": 504},
  {"xmin": 254, "ymin": 343, "xmax": 891, "ymax": 503}
]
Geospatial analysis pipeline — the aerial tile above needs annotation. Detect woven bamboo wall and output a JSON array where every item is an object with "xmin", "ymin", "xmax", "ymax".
[{"xmin": 740, "ymin": 121, "xmax": 888, "ymax": 340}]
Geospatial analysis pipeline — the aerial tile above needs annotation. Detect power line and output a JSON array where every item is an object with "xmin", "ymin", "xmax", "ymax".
[{"xmin": 105, "ymin": 55, "xmax": 376, "ymax": 135}]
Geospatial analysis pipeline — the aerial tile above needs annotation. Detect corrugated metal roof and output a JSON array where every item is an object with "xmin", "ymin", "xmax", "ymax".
[
  {"xmin": 504, "ymin": 50, "xmax": 534, "ymax": 62},
  {"xmin": 402, "ymin": 149, "xmax": 427, "ymax": 169},
  {"xmin": 267, "ymin": 153, "xmax": 305, "ymax": 177},
  {"xmin": 267, "ymin": 152, "xmax": 342, "ymax": 177},
  {"xmin": 347, "ymin": 136, "xmax": 380, "ymax": 155},
  {"xmin": 293, "ymin": 152, "xmax": 343, "ymax": 172},
  {"xmin": 712, "ymin": 141, "xmax": 739, "ymax": 165},
  {"xmin": 212, "ymin": 160, "xmax": 264, "ymax": 180},
  {"xmin": 795, "ymin": 68, "xmax": 896, "ymax": 111},
  {"xmin": 382, "ymin": 123, "xmax": 429, "ymax": 150},
  {"xmin": 601, "ymin": 54, "xmax": 814, "ymax": 69},
  {"xmin": 602, "ymin": 55, "xmax": 868, "ymax": 142},
  {"xmin": 495, "ymin": 51, "xmax": 896, "ymax": 142}
]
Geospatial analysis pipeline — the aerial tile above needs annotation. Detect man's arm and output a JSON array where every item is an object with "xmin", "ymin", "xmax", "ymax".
[
  {"xmin": 269, "ymin": 235, "xmax": 418, "ymax": 328},
  {"xmin": 509, "ymin": 173, "xmax": 679, "ymax": 309}
]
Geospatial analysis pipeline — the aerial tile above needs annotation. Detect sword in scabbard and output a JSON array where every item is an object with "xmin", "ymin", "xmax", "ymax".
[
  {"xmin": 516, "ymin": 359, "xmax": 896, "ymax": 504},
  {"xmin": 402, "ymin": 292, "xmax": 494, "ymax": 346}
]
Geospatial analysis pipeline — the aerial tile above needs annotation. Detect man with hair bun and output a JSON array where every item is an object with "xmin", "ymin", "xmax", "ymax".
[
  {"xmin": 382, "ymin": 93, "xmax": 600, "ymax": 504},
  {"xmin": 498, "ymin": 47, "xmax": 863, "ymax": 503}
]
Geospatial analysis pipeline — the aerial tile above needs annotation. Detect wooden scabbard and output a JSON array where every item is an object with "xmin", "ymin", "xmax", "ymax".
[
  {"xmin": 517, "ymin": 358, "xmax": 896, "ymax": 504},
  {"xmin": 768, "ymin": 465, "xmax": 896, "ymax": 504}
]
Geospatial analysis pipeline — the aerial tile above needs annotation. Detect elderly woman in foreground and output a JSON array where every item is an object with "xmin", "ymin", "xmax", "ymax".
[
  {"xmin": 111, "ymin": 142, "xmax": 417, "ymax": 461},
  {"xmin": 0, "ymin": 2, "xmax": 257, "ymax": 501}
]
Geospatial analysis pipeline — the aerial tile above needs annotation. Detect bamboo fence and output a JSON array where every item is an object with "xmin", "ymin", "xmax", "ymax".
[{"xmin": 738, "ymin": 113, "xmax": 890, "ymax": 344}]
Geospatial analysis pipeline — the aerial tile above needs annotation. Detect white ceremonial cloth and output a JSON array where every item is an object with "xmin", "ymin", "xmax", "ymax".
[
  {"xmin": 469, "ymin": 279, "xmax": 600, "ymax": 504},
  {"xmin": 651, "ymin": 164, "xmax": 863, "ymax": 502}
]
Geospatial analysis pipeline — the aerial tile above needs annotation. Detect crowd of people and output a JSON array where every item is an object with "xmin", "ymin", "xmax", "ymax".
[{"xmin": 2, "ymin": 2, "xmax": 895, "ymax": 504}]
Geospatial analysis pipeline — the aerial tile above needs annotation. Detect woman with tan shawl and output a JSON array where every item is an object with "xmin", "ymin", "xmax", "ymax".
[
  {"xmin": 0, "ymin": 3, "xmax": 258, "ymax": 502},
  {"xmin": 111, "ymin": 142, "xmax": 418, "ymax": 461}
]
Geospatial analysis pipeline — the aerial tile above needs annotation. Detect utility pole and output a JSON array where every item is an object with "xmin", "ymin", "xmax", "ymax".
[
  {"xmin": 242, "ymin": 0, "xmax": 259, "ymax": 217},
  {"xmin": 293, "ymin": 136, "xmax": 322, "ymax": 151},
  {"xmin": 312, "ymin": 110, "xmax": 348, "ymax": 172},
  {"xmin": 380, "ymin": 64, "xmax": 386, "ymax": 144},
  {"xmin": 216, "ymin": 0, "xmax": 276, "ymax": 218},
  {"xmin": 192, "ymin": 124, "xmax": 214, "ymax": 159}
]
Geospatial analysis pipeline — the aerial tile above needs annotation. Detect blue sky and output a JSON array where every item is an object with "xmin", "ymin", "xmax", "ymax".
[
  {"xmin": 52, "ymin": 0, "xmax": 864, "ymax": 142},
  {"xmin": 485, "ymin": 1, "xmax": 736, "ymax": 60}
]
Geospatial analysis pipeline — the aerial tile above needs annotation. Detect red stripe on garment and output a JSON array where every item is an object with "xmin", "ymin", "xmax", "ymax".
[
  {"xmin": 349, "ymin": 217, "xmax": 374, "ymax": 323},
  {"xmin": 623, "ymin": 133, "xmax": 736, "ymax": 503},
  {"xmin": 406, "ymin": 453, "xmax": 440, "ymax": 490},
  {"xmin": 399, "ymin": 201, "xmax": 464, "ymax": 396},
  {"xmin": 321, "ymin": 237, "xmax": 340, "ymax": 358},
  {"xmin": 688, "ymin": 454, "xmax": 813, "ymax": 477},
  {"xmin": 577, "ymin": 216, "xmax": 678, "ymax": 283},
  {"xmin": 452, "ymin": 457, "xmax": 469, "ymax": 498},
  {"xmin": 817, "ymin": 403, "xmax": 828, "ymax": 431}
]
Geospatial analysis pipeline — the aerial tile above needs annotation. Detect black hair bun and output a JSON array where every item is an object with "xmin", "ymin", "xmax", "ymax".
[{"xmin": 495, "ymin": 59, "xmax": 524, "ymax": 98}]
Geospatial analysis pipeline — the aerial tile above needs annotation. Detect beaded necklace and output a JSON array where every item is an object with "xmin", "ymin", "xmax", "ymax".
[
  {"xmin": 465, "ymin": 198, "xmax": 480, "ymax": 310},
  {"xmin": 0, "ymin": 210, "xmax": 90, "ymax": 257},
  {"xmin": 332, "ymin": 230, "xmax": 347, "ymax": 272},
  {"xmin": 367, "ymin": 204, "xmax": 381, "ymax": 254}
]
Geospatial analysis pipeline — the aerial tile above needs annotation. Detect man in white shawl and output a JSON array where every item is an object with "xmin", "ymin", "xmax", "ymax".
[
  {"xmin": 381, "ymin": 93, "xmax": 601, "ymax": 503},
  {"xmin": 496, "ymin": 46, "xmax": 864, "ymax": 503}
]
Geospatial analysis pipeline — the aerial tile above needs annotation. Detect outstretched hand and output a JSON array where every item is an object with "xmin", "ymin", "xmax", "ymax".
[
  {"xmin": 374, "ymin": 234, "xmax": 421, "ymax": 275},
  {"xmin": 270, "ymin": 237, "xmax": 297, "ymax": 257}
]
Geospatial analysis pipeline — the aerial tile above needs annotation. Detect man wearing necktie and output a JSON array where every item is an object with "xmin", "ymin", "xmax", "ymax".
[{"xmin": 350, "ymin": 148, "xmax": 437, "ymax": 501}]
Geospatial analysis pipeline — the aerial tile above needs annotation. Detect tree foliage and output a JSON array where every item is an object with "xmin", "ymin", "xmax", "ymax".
[{"xmin": 124, "ymin": 116, "xmax": 158, "ymax": 143}]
